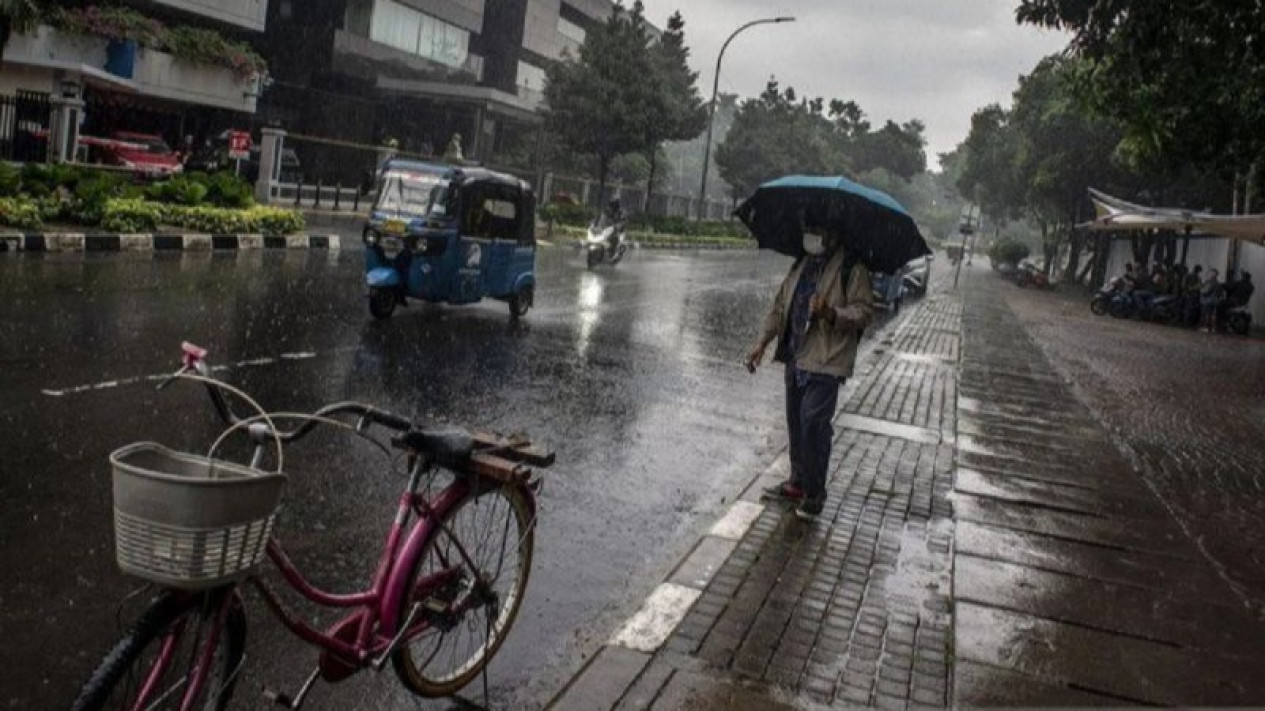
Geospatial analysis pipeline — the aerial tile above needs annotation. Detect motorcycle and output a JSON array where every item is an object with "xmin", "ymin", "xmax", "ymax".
[
  {"xmin": 1015, "ymin": 262, "xmax": 1052, "ymax": 289},
  {"xmin": 1226, "ymin": 306, "xmax": 1253, "ymax": 336},
  {"xmin": 584, "ymin": 219, "xmax": 628, "ymax": 268},
  {"xmin": 1090, "ymin": 277, "xmax": 1125, "ymax": 316}
]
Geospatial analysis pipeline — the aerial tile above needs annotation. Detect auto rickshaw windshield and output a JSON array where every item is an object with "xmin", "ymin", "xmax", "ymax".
[{"xmin": 375, "ymin": 171, "xmax": 445, "ymax": 215}]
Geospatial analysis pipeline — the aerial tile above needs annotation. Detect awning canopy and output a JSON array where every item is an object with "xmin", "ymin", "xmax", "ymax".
[{"xmin": 1082, "ymin": 189, "xmax": 1265, "ymax": 245}]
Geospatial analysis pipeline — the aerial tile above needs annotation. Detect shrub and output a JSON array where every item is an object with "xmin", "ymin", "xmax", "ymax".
[
  {"xmin": 146, "ymin": 175, "xmax": 208, "ymax": 206},
  {"xmin": 0, "ymin": 163, "xmax": 20, "ymax": 197},
  {"xmin": 250, "ymin": 206, "xmax": 304, "ymax": 235},
  {"xmin": 101, "ymin": 198, "xmax": 164, "ymax": 232},
  {"xmin": 539, "ymin": 202, "xmax": 593, "ymax": 226},
  {"xmin": 19, "ymin": 163, "xmax": 83, "ymax": 197},
  {"xmin": 194, "ymin": 171, "xmax": 254, "ymax": 208},
  {"xmin": 0, "ymin": 197, "xmax": 42, "ymax": 230},
  {"xmin": 162, "ymin": 204, "xmax": 304, "ymax": 235},
  {"xmin": 988, "ymin": 238, "xmax": 1030, "ymax": 267},
  {"xmin": 72, "ymin": 171, "xmax": 134, "ymax": 225}
]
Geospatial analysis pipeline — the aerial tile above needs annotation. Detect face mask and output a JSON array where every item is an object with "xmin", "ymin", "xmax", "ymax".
[{"xmin": 803, "ymin": 232, "xmax": 826, "ymax": 256}]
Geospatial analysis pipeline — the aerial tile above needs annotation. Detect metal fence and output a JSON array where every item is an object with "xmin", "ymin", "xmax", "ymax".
[{"xmin": 0, "ymin": 91, "xmax": 51, "ymax": 163}]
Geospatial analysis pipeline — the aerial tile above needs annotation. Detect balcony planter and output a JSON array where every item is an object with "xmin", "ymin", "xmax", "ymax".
[{"xmin": 105, "ymin": 38, "xmax": 138, "ymax": 78}]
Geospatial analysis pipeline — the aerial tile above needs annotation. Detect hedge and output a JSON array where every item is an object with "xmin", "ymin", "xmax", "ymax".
[
  {"xmin": 101, "ymin": 200, "xmax": 305, "ymax": 235},
  {"xmin": 0, "ymin": 197, "xmax": 42, "ymax": 230}
]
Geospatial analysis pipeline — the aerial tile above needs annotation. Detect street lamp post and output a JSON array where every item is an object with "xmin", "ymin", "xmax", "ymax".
[{"xmin": 697, "ymin": 16, "xmax": 794, "ymax": 218}]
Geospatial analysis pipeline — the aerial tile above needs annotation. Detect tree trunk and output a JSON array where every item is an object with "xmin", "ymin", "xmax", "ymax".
[
  {"xmin": 597, "ymin": 154, "xmax": 610, "ymax": 210},
  {"xmin": 1130, "ymin": 232, "xmax": 1155, "ymax": 269},
  {"xmin": 643, "ymin": 147, "xmax": 658, "ymax": 214},
  {"xmin": 1065, "ymin": 228, "xmax": 1084, "ymax": 283},
  {"xmin": 1041, "ymin": 221, "xmax": 1057, "ymax": 276}
]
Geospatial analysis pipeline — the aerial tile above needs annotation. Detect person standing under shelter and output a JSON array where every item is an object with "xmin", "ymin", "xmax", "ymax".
[{"xmin": 745, "ymin": 227, "xmax": 875, "ymax": 519}]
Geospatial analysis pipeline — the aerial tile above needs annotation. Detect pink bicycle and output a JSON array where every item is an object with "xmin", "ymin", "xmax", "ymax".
[{"xmin": 71, "ymin": 343, "xmax": 553, "ymax": 710}]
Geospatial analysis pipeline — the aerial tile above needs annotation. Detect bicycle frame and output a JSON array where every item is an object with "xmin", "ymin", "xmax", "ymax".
[{"xmin": 251, "ymin": 462, "xmax": 505, "ymax": 671}]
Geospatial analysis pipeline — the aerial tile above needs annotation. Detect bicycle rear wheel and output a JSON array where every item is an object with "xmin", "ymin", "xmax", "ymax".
[
  {"xmin": 392, "ymin": 482, "xmax": 534, "ymax": 697},
  {"xmin": 70, "ymin": 588, "xmax": 246, "ymax": 711}
]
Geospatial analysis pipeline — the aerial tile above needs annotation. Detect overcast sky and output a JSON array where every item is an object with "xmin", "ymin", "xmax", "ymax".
[{"xmin": 636, "ymin": 1, "xmax": 1071, "ymax": 170}]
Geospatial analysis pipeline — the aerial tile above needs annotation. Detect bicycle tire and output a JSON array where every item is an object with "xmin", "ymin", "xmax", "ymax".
[
  {"xmin": 69, "ymin": 589, "xmax": 246, "ymax": 711},
  {"xmin": 392, "ymin": 483, "xmax": 535, "ymax": 697}
]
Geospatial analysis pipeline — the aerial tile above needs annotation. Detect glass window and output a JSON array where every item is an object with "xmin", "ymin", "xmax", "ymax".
[
  {"xmin": 371, "ymin": 0, "xmax": 421, "ymax": 54},
  {"xmin": 417, "ymin": 13, "xmax": 435, "ymax": 60},
  {"xmin": 368, "ymin": 0, "xmax": 469, "ymax": 69},
  {"xmin": 558, "ymin": 17, "xmax": 585, "ymax": 44},
  {"xmin": 517, "ymin": 61, "xmax": 546, "ymax": 91}
]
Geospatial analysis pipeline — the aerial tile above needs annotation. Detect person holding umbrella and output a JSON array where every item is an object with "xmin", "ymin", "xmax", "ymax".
[
  {"xmin": 736, "ymin": 175, "xmax": 930, "ymax": 520},
  {"xmin": 744, "ymin": 225, "xmax": 874, "ymax": 519}
]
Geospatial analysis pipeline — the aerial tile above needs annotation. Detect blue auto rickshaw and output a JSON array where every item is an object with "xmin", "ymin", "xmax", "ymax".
[{"xmin": 363, "ymin": 161, "xmax": 538, "ymax": 319}]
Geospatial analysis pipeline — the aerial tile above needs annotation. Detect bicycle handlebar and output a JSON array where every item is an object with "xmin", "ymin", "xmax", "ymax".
[{"xmin": 177, "ymin": 342, "xmax": 412, "ymax": 445}]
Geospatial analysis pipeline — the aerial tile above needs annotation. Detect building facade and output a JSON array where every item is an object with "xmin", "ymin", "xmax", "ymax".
[
  {"xmin": 255, "ymin": 0, "xmax": 628, "ymax": 185},
  {"xmin": 1, "ymin": 0, "xmax": 268, "ymax": 163}
]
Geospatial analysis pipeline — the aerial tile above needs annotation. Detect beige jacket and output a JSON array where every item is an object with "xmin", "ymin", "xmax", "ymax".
[{"xmin": 760, "ymin": 249, "xmax": 875, "ymax": 379}]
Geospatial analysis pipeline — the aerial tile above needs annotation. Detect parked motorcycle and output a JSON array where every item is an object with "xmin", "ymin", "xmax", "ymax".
[
  {"xmin": 1015, "ymin": 262, "xmax": 1052, "ymax": 289},
  {"xmin": 1090, "ymin": 277, "xmax": 1125, "ymax": 316},
  {"xmin": 1226, "ymin": 306, "xmax": 1252, "ymax": 336},
  {"xmin": 584, "ymin": 220, "xmax": 628, "ymax": 268}
]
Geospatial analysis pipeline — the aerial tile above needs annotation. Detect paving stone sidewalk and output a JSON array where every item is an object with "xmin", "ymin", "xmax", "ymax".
[
  {"xmin": 549, "ymin": 290, "xmax": 963, "ymax": 711},
  {"xmin": 549, "ymin": 265, "xmax": 1265, "ymax": 710}
]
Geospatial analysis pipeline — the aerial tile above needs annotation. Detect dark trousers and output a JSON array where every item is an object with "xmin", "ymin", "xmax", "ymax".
[{"xmin": 785, "ymin": 366, "xmax": 841, "ymax": 503}]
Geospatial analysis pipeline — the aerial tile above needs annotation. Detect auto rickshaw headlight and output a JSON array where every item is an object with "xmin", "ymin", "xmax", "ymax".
[{"xmin": 364, "ymin": 230, "xmax": 379, "ymax": 246}]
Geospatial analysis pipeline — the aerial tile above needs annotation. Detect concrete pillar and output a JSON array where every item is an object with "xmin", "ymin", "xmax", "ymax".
[
  {"xmin": 470, "ymin": 105, "xmax": 486, "ymax": 162},
  {"xmin": 255, "ymin": 127, "xmax": 286, "ymax": 204},
  {"xmin": 48, "ymin": 97, "xmax": 84, "ymax": 163}
]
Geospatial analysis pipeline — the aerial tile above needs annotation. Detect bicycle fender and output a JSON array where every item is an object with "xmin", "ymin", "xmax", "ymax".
[{"xmin": 379, "ymin": 480, "xmax": 472, "ymax": 635}]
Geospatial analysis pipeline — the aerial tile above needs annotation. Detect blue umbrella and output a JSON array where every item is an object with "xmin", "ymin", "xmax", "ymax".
[{"xmin": 735, "ymin": 174, "xmax": 931, "ymax": 272}]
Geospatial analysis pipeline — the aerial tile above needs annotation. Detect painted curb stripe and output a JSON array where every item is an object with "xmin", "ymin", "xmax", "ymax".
[
  {"xmin": 610, "ymin": 583, "xmax": 702, "ymax": 652},
  {"xmin": 709, "ymin": 500, "xmax": 765, "ymax": 541},
  {"xmin": 0, "ymin": 234, "xmax": 340, "ymax": 251}
]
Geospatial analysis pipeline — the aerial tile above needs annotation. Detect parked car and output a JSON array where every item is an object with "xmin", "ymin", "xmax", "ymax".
[
  {"xmin": 103, "ymin": 132, "xmax": 183, "ymax": 178},
  {"xmin": 240, "ymin": 145, "xmax": 303, "ymax": 184}
]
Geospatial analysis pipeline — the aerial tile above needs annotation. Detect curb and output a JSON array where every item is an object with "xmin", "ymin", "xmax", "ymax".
[
  {"xmin": 0, "ymin": 233, "xmax": 341, "ymax": 253},
  {"xmin": 563, "ymin": 240, "xmax": 752, "ymax": 252}
]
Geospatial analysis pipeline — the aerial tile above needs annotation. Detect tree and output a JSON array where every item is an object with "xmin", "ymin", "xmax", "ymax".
[
  {"xmin": 957, "ymin": 104, "xmax": 1023, "ymax": 235},
  {"xmin": 1017, "ymin": 0, "xmax": 1265, "ymax": 208},
  {"xmin": 641, "ymin": 11, "xmax": 707, "ymax": 211},
  {"xmin": 543, "ymin": 1, "xmax": 658, "ymax": 201},
  {"xmin": 714, "ymin": 80, "xmax": 843, "ymax": 199},
  {"xmin": 0, "ymin": 0, "xmax": 41, "ymax": 65},
  {"xmin": 851, "ymin": 120, "xmax": 927, "ymax": 180}
]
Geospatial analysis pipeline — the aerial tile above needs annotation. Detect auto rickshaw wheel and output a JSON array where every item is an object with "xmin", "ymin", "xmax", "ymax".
[
  {"xmin": 509, "ymin": 285, "xmax": 533, "ymax": 318},
  {"xmin": 369, "ymin": 288, "xmax": 398, "ymax": 319}
]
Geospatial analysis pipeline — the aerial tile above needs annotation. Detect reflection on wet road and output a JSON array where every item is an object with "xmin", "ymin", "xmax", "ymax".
[{"xmin": 0, "ymin": 247, "xmax": 795, "ymax": 709}]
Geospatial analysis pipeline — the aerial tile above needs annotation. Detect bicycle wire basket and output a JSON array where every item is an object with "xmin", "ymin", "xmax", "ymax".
[{"xmin": 110, "ymin": 442, "xmax": 287, "ymax": 590}]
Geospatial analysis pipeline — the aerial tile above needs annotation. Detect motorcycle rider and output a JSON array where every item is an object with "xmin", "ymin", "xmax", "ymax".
[{"xmin": 603, "ymin": 196, "xmax": 627, "ymax": 253}]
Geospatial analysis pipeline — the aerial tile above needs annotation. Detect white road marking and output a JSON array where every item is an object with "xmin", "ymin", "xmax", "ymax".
[
  {"xmin": 709, "ymin": 500, "xmax": 764, "ymax": 541},
  {"xmin": 610, "ymin": 583, "xmax": 701, "ymax": 652},
  {"xmin": 42, "ymin": 350, "xmax": 326, "ymax": 398}
]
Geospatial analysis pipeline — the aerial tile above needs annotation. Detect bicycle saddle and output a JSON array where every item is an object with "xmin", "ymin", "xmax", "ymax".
[{"xmin": 396, "ymin": 425, "xmax": 474, "ymax": 465}]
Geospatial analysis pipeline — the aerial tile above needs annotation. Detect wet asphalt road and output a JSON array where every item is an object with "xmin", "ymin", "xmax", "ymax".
[
  {"xmin": 0, "ymin": 246, "xmax": 800, "ymax": 709},
  {"xmin": 1002, "ymin": 280, "xmax": 1265, "ymax": 613}
]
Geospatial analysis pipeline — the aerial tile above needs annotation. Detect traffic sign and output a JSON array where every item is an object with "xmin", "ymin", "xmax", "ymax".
[{"xmin": 227, "ymin": 130, "xmax": 252, "ymax": 160}]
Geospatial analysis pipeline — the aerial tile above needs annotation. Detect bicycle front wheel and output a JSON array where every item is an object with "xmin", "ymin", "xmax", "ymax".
[
  {"xmin": 70, "ymin": 588, "xmax": 246, "ymax": 711},
  {"xmin": 393, "ymin": 482, "xmax": 535, "ymax": 697}
]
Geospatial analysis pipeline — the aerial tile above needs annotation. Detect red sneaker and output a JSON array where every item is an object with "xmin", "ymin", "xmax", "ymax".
[{"xmin": 761, "ymin": 481, "xmax": 805, "ymax": 502}]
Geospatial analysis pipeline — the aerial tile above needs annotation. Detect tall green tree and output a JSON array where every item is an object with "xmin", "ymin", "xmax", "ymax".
[
  {"xmin": 1016, "ymin": 0, "xmax": 1265, "ymax": 207},
  {"xmin": 641, "ymin": 10, "xmax": 707, "ymax": 210},
  {"xmin": 714, "ymin": 80, "xmax": 843, "ymax": 199},
  {"xmin": 543, "ymin": 1, "xmax": 658, "ymax": 200},
  {"xmin": 851, "ymin": 119, "xmax": 927, "ymax": 180}
]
